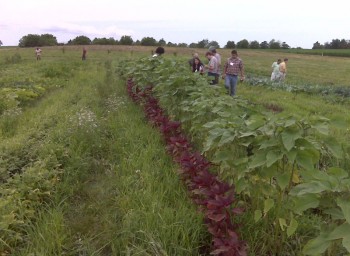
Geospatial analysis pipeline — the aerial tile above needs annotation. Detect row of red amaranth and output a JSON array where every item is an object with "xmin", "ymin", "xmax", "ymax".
[{"xmin": 126, "ymin": 79, "xmax": 247, "ymax": 256}]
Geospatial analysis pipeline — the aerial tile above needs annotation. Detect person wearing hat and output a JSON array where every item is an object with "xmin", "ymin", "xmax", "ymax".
[{"xmin": 279, "ymin": 58, "xmax": 288, "ymax": 81}]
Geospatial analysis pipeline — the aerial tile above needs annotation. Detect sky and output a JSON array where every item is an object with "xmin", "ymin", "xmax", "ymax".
[{"xmin": 0, "ymin": 0, "xmax": 349, "ymax": 49}]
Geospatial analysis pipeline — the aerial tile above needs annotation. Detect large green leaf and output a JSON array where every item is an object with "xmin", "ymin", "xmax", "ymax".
[
  {"xmin": 324, "ymin": 137, "xmax": 344, "ymax": 159},
  {"xmin": 327, "ymin": 223, "xmax": 350, "ymax": 240},
  {"xmin": 264, "ymin": 198, "xmax": 274, "ymax": 215},
  {"xmin": 281, "ymin": 127, "xmax": 302, "ymax": 152},
  {"xmin": 276, "ymin": 172, "xmax": 290, "ymax": 190},
  {"xmin": 337, "ymin": 199, "xmax": 350, "ymax": 224},
  {"xmin": 323, "ymin": 207, "xmax": 345, "ymax": 220},
  {"xmin": 249, "ymin": 151, "xmax": 266, "ymax": 169},
  {"xmin": 295, "ymin": 150, "xmax": 316, "ymax": 170},
  {"xmin": 290, "ymin": 181, "xmax": 330, "ymax": 196},
  {"xmin": 212, "ymin": 150, "xmax": 231, "ymax": 163},
  {"xmin": 259, "ymin": 137, "xmax": 279, "ymax": 150},
  {"xmin": 218, "ymin": 131, "xmax": 236, "ymax": 147},
  {"xmin": 290, "ymin": 193, "xmax": 320, "ymax": 214},
  {"xmin": 287, "ymin": 217, "xmax": 298, "ymax": 237},
  {"xmin": 254, "ymin": 209, "xmax": 262, "ymax": 222},
  {"xmin": 311, "ymin": 122, "xmax": 329, "ymax": 135},
  {"xmin": 266, "ymin": 150, "xmax": 283, "ymax": 167},
  {"xmin": 303, "ymin": 233, "xmax": 332, "ymax": 255}
]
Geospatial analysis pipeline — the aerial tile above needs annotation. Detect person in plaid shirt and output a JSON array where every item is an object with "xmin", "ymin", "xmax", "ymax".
[{"xmin": 222, "ymin": 50, "xmax": 245, "ymax": 96}]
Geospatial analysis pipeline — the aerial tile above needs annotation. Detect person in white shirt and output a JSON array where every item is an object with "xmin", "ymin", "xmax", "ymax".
[
  {"xmin": 35, "ymin": 48, "xmax": 42, "ymax": 60},
  {"xmin": 271, "ymin": 59, "xmax": 281, "ymax": 81}
]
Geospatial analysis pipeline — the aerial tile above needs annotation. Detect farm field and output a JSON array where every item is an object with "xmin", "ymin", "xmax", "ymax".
[{"xmin": 0, "ymin": 46, "xmax": 350, "ymax": 255}]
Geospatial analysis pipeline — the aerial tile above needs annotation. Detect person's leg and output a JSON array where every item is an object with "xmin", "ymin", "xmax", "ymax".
[
  {"xmin": 225, "ymin": 75, "xmax": 230, "ymax": 93},
  {"xmin": 230, "ymin": 75, "xmax": 238, "ymax": 96}
]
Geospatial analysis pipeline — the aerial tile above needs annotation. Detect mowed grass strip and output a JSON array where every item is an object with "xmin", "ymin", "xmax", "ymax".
[{"xmin": 16, "ymin": 59, "xmax": 207, "ymax": 255}]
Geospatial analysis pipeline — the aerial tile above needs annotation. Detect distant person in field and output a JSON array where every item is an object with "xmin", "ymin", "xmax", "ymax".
[
  {"xmin": 192, "ymin": 57, "xmax": 204, "ymax": 74},
  {"xmin": 152, "ymin": 46, "xmax": 165, "ymax": 57},
  {"xmin": 279, "ymin": 58, "xmax": 288, "ymax": 82},
  {"xmin": 209, "ymin": 47, "xmax": 221, "ymax": 84},
  {"xmin": 82, "ymin": 47, "xmax": 87, "ymax": 60},
  {"xmin": 222, "ymin": 50, "xmax": 245, "ymax": 96},
  {"xmin": 35, "ymin": 47, "xmax": 42, "ymax": 60},
  {"xmin": 188, "ymin": 52, "xmax": 199, "ymax": 68},
  {"xmin": 271, "ymin": 58, "xmax": 281, "ymax": 81},
  {"xmin": 204, "ymin": 51, "xmax": 218, "ymax": 85}
]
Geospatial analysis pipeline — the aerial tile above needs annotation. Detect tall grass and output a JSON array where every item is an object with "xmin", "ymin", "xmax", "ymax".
[{"xmin": 8, "ymin": 56, "xmax": 207, "ymax": 255}]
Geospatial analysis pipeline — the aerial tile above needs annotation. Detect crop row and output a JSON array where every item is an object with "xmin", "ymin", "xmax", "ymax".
[
  {"xmin": 118, "ymin": 56, "xmax": 350, "ymax": 255},
  {"xmin": 126, "ymin": 79, "xmax": 247, "ymax": 255}
]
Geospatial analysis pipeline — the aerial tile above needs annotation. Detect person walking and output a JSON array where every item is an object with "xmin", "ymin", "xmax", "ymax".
[
  {"xmin": 222, "ymin": 50, "xmax": 245, "ymax": 96},
  {"xmin": 271, "ymin": 58, "xmax": 281, "ymax": 81},
  {"xmin": 279, "ymin": 58, "xmax": 288, "ymax": 82},
  {"xmin": 204, "ymin": 51, "xmax": 218, "ymax": 85}
]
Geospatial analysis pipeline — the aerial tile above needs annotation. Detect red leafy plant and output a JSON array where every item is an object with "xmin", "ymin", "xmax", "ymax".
[{"xmin": 126, "ymin": 79, "xmax": 247, "ymax": 256}]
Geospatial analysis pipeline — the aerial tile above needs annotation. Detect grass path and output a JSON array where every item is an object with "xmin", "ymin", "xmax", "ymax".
[{"xmin": 12, "ymin": 60, "xmax": 207, "ymax": 255}]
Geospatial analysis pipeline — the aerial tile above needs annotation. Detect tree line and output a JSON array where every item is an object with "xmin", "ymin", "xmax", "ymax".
[
  {"xmin": 3, "ymin": 33, "xmax": 348, "ymax": 50},
  {"xmin": 312, "ymin": 39, "xmax": 350, "ymax": 49},
  {"xmin": 12, "ymin": 34, "xmax": 293, "ymax": 49}
]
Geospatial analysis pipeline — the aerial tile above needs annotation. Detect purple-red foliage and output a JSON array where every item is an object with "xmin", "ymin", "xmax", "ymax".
[{"xmin": 126, "ymin": 79, "xmax": 247, "ymax": 256}]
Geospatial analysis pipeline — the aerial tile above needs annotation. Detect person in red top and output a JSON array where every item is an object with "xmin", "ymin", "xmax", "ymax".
[
  {"xmin": 222, "ymin": 50, "xmax": 245, "ymax": 96},
  {"xmin": 82, "ymin": 47, "xmax": 87, "ymax": 60}
]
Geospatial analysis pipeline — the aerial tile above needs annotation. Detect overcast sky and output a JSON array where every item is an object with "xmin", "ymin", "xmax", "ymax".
[{"xmin": 0, "ymin": 0, "xmax": 349, "ymax": 49}]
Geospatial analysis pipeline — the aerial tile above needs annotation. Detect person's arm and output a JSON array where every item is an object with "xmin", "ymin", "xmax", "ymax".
[{"xmin": 222, "ymin": 61, "xmax": 227, "ymax": 78}]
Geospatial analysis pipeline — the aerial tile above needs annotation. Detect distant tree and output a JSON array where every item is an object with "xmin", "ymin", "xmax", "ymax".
[
  {"xmin": 312, "ymin": 41, "xmax": 323, "ymax": 49},
  {"xmin": 225, "ymin": 41, "xmax": 236, "ymax": 48},
  {"xmin": 140, "ymin": 37, "xmax": 157, "ymax": 46},
  {"xmin": 236, "ymin": 39, "xmax": 249, "ymax": 49},
  {"xmin": 189, "ymin": 42, "xmax": 197, "ymax": 48},
  {"xmin": 134, "ymin": 40, "xmax": 141, "ymax": 46},
  {"xmin": 167, "ymin": 42, "xmax": 177, "ymax": 47},
  {"xmin": 260, "ymin": 41, "xmax": 269, "ymax": 49},
  {"xmin": 92, "ymin": 37, "xmax": 116, "ymax": 45},
  {"xmin": 281, "ymin": 42, "xmax": 290, "ymax": 49},
  {"xmin": 330, "ymin": 39, "xmax": 341, "ymax": 49},
  {"xmin": 249, "ymin": 40, "xmax": 260, "ymax": 49},
  {"xmin": 119, "ymin": 35, "xmax": 133, "ymax": 45},
  {"xmin": 269, "ymin": 39, "xmax": 281, "ymax": 49},
  {"xmin": 158, "ymin": 38, "xmax": 166, "ymax": 46},
  {"xmin": 19, "ymin": 34, "xmax": 57, "ymax": 47},
  {"xmin": 324, "ymin": 42, "xmax": 331, "ymax": 49},
  {"xmin": 339, "ymin": 39, "xmax": 349, "ymax": 49},
  {"xmin": 40, "ymin": 34, "xmax": 58, "ymax": 46},
  {"xmin": 19, "ymin": 34, "xmax": 41, "ymax": 47},
  {"xmin": 177, "ymin": 43, "xmax": 188, "ymax": 48},
  {"xmin": 68, "ymin": 35, "xmax": 91, "ymax": 45},
  {"xmin": 207, "ymin": 40, "xmax": 220, "ymax": 49},
  {"xmin": 197, "ymin": 39, "xmax": 209, "ymax": 48},
  {"xmin": 0, "ymin": 40, "xmax": 2, "ymax": 46}
]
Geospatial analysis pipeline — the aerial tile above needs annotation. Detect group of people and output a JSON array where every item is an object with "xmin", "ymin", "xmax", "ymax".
[
  {"xmin": 188, "ymin": 47, "xmax": 245, "ymax": 96},
  {"xmin": 270, "ymin": 58, "xmax": 288, "ymax": 82}
]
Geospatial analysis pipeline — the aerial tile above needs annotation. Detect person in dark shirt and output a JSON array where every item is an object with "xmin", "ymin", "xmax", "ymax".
[{"xmin": 192, "ymin": 57, "xmax": 204, "ymax": 74}]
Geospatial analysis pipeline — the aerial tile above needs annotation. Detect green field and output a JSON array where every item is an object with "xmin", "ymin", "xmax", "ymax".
[{"xmin": 0, "ymin": 46, "xmax": 349, "ymax": 255}]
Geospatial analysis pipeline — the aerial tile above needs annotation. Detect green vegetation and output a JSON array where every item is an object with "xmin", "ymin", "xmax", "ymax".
[{"xmin": 0, "ymin": 46, "xmax": 349, "ymax": 255}]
